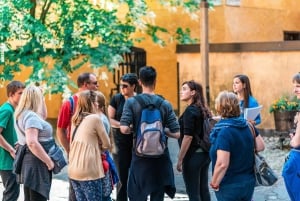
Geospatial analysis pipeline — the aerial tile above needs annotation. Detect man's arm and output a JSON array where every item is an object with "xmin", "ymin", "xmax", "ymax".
[
  {"xmin": 120, "ymin": 98, "xmax": 133, "ymax": 134},
  {"xmin": 108, "ymin": 105, "xmax": 120, "ymax": 128},
  {"xmin": 165, "ymin": 128, "xmax": 180, "ymax": 139},
  {"xmin": 56, "ymin": 127, "xmax": 70, "ymax": 154},
  {"xmin": 0, "ymin": 127, "xmax": 16, "ymax": 158}
]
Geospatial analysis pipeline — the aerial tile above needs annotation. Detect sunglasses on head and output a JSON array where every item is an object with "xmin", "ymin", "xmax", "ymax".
[{"xmin": 120, "ymin": 84, "xmax": 129, "ymax": 89}]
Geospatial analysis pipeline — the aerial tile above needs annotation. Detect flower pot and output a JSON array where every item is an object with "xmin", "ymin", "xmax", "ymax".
[{"xmin": 273, "ymin": 111, "xmax": 297, "ymax": 132}]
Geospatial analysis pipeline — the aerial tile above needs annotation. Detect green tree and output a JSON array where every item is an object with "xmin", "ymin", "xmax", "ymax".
[{"xmin": 0, "ymin": 0, "xmax": 211, "ymax": 93}]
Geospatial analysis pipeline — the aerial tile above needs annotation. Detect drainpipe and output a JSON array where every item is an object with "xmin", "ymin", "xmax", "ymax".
[{"xmin": 200, "ymin": 0, "xmax": 210, "ymax": 105}]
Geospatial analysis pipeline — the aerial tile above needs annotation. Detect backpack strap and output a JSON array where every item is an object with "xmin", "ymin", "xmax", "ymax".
[
  {"xmin": 134, "ymin": 95, "xmax": 165, "ymax": 127},
  {"xmin": 69, "ymin": 96, "xmax": 75, "ymax": 114},
  {"xmin": 134, "ymin": 95, "xmax": 164, "ymax": 109}
]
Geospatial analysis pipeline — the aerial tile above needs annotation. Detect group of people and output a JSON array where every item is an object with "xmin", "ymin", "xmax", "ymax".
[{"xmin": 0, "ymin": 67, "xmax": 299, "ymax": 201}]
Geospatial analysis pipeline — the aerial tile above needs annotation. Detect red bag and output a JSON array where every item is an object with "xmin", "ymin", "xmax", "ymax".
[{"xmin": 101, "ymin": 153, "xmax": 109, "ymax": 173}]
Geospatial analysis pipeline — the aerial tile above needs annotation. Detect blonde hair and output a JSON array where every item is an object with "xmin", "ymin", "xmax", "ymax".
[
  {"xmin": 15, "ymin": 85, "xmax": 44, "ymax": 120},
  {"xmin": 72, "ymin": 90, "xmax": 97, "ymax": 126},
  {"xmin": 215, "ymin": 91, "xmax": 240, "ymax": 118}
]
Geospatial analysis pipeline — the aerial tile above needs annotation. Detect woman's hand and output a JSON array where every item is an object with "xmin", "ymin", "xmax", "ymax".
[
  {"xmin": 176, "ymin": 159, "xmax": 183, "ymax": 172},
  {"xmin": 47, "ymin": 160, "xmax": 55, "ymax": 171},
  {"xmin": 247, "ymin": 119, "xmax": 256, "ymax": 125}
]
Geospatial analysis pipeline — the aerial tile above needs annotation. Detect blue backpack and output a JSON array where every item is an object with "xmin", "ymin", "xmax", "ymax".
[{"xmin": 134, "ymin": 95, "xmax": 166, "ymax": 158}]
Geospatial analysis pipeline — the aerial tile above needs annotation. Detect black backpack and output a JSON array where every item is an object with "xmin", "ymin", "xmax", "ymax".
[{"xmin": 196, "ymin": 117, "xmax": 216, "ymax": 152}]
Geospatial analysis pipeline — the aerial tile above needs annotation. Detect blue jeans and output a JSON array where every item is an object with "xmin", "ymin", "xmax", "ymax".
[
  {"xmin": 182, "ymin": 150, "xmax": 211, "ymax": 201},
  {"xmin": 215, "ymin": 179, "xmax": 255, "ymax": 201},
  {"xmin": 282, "ymin": 149, "xmax": 300, "ymax": 201}
]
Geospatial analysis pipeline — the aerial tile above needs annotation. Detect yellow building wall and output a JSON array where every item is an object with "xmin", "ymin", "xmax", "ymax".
[
  {"xmin": 177, "ymin": 51, "xmax": 300, "ymax": 130},
  {"xmin": 2, "ymin": 0, "xmax": 300, "ymax": 121}
]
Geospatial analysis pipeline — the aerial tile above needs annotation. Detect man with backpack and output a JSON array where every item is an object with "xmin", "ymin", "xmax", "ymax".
[
  {"xmin": 56, "ymin": 72, "xmax": 98, "ymax": 201},
  {"xmin": 120, "ymin": 66, "xmax": 180, "ymax": 201}
]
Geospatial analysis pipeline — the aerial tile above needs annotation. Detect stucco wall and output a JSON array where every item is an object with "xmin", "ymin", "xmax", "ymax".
[
  {"xmin": 177, "ymin": 51, "xmax": 299, "ymax": 129},
  {"xmin": 2, "ymin": 0, "xmax": 300, "ymax": 120}
]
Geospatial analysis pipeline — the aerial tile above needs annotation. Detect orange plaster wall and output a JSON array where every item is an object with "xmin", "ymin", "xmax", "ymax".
[{"xmin": 177, "ymin": 51, "xmax": 300, "ymax": 129}]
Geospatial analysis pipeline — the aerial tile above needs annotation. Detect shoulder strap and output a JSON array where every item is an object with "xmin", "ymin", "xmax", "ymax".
[
  {"xmin": 248, "ymin": 123, "xmax": 257, "ymax": 152},
  {"xmin": 134, "ymin": 95, "xmax": 164, "ymax": 109},
  {"xmin": 16, "ymin": 120, "xmax": 25, "ymax": 136},
  {"xmin": 69, "ymin": 96, "xmax": 75, "ymax": 114},
  {"xmin": 71, "ymin": 121, "xmax": 82, "ymax": 142},
  {"xmin": 134, "ymin": 95, "xmax": 146, "ymax": 108}
]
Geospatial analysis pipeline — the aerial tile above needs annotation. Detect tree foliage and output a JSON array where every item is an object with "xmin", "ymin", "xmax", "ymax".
[{"xmin": 0, "ymin": 0, "xmax": 210, "ymax": 93}]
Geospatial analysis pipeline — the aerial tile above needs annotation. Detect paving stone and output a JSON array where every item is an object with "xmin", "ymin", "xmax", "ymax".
[{"xmin": 0, "ymin": 136, "xmax": 292, "ymax": 200}]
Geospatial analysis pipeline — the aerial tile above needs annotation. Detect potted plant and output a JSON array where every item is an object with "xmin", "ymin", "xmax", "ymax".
[{"xmin": 269, "ymin": 95, "xmax": 300, "ymax": 131}]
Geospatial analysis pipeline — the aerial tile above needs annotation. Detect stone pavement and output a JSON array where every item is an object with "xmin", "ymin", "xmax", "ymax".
[{"xmin": 0, "ymin": 136, "xmax": 292, "ymax": 200}]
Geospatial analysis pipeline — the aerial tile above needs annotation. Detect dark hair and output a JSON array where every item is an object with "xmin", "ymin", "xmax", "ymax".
[
  {"xmin": 182, "ymin": 80, "xmax": 211, "ymax": 118},
  {"xmin": 121, "ymin": 73, "xmax": 138, "ymax": 89},
  {"xmin": 6, "ymin": 81, "xmax": 25, "ymax": 97},
  {"xmin": 292, "ymin": 73, "xmax": 300, "ymax": 84},
  {"xmin": 139, "ymin": 66, "xmax": 156, "ymax": 87},
  {"xmin": 233, "ymin": 74, "xmax": 252, "ymax": 109},
  {"xmin": 215, "ymin": 91, "xmax": 240, "ymax": 118},
  {"xmin": 77, "ymin": 72, "xmax": 93, "ymax": 88}
]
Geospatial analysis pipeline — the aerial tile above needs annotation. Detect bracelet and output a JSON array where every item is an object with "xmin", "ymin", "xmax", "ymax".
[{"xmin": 210, "ymin": 183, "xmax": 219, "ymax": 191}]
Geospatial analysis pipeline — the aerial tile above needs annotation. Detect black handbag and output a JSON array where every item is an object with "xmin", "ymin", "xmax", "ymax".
[
  {"xmin": 13, "ymin": 144, "xmax": 27, "ymax": 174},
  {"xmin": 254, "ymin": 153, "xmax": 278, "ymax": 186},
  {"xmin": 48, "ymin": 144, "xmax": 67, "ymax": 174},
  {"xmin": 248, "ymin": 123, "xmax": 278, "ymax": 186}
]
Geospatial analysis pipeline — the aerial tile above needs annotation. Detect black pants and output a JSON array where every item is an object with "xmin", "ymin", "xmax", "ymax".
[
  {"xmin": 0, "ymin": 170, "xmax": 20, "ymax": 201},
  {"xmin": 69, "ymin": 180, "xmax": 77, "ymax": 201},
  {"xmin": 24, "ymin": 186, "xmax": 46, "ymax": 201},
  {"xmin": 182, "ymin": 151, "xmax": 211, "ymax": 201},
  {"xmin": 112, "ymin": 128, "xmax": 133, "ymax": 201},
  {"xmin": 141, "ymin": 189, "xmax": 165, "ymax": 201}
]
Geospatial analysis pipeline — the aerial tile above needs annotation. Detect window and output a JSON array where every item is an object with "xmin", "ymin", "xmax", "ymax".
[{"xmin": 284, "ymin": 31, "xmax": 300, "ymax": 41}]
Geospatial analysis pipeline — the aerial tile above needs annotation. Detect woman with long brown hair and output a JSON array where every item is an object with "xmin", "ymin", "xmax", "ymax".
[
  {"xmin": 177, "ymin": 80, "xmax": 212, "ymax": 201},
  {"xmin": 68, "ymin": 90, "xmax": 111, "ymax": 201}
]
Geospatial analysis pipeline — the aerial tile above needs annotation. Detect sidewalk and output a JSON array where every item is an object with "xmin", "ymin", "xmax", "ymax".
[{"xmin": 0, "ymin": 136, "xmax": 291, "ymax": 201}]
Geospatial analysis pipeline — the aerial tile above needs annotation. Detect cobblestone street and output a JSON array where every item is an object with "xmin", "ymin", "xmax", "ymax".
[{"xmin": 0, "ymin": 136, "xmax": 292, "ymax": 201}]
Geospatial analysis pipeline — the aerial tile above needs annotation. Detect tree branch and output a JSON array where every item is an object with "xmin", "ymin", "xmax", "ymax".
[
  {"xmin": 30, "ymin": 0, "xmax": 36, "ymax": 18},
  {"xmin": 40, "ymin": 0, "xmax": 53, "ymax": 24}
]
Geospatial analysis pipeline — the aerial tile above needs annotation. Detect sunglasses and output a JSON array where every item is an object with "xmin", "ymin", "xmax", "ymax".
[
  {"xmin": 89, "ymin": 81, "xmax": 98, "ymax": 85},
  {"xmin": 120, "ymin": 84, "xmax": 129, "ymax": 89}
]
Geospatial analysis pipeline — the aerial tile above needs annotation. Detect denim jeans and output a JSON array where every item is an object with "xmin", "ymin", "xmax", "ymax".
[
  {"xmin": 0, "ymin": 170, "xmax": 20, "ymax": 201},
  {"xmin": 215, "ymin": 179, "xmax": 255, "ymax": 201},
  {"xmin": 182, "ymin": 150, "xmax": 211, "ymax": 201},
  {"xmin": 112, "ymin": 128, "xmax": 133, "ymax": 201}
]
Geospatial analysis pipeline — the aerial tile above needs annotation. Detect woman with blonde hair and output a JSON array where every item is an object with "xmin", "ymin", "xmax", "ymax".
[
  {"xmin": 15, "ymin": 85, "xmax": 55, "ymax": 201},
  {"xmin": 209, "ymin": 91, "xmax": 264, "ymax": 201},
  {"xmin": 68, "ymin": 90, "xmax": 111, "ymax": 201}
]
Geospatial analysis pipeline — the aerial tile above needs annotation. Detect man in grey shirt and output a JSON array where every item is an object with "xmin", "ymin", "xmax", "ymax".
[{"xmin": 120, "ymin": 66, "xmax": 179, "ymax": 201}]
